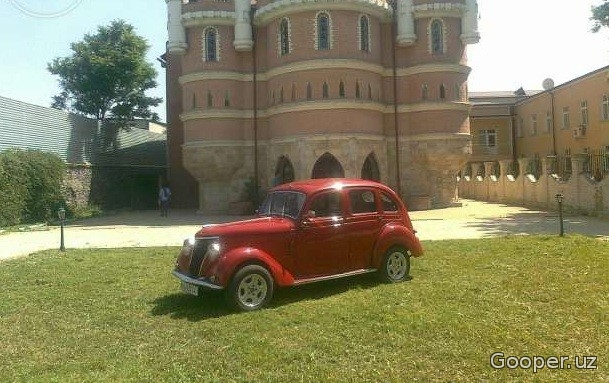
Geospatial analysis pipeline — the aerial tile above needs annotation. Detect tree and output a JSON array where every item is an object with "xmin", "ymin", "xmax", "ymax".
[
  {"xmin": 48, "ymin": 19, "xmax": 162, "ymax": 122},
  {"xmin": 591, "ymin": 1, "xmax": 609, "ymax": 33}
]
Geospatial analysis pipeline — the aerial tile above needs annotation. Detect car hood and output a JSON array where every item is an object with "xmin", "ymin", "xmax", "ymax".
[{"xmin": 195, "ymin": 216, "xmax": 296, "ymax": 238}]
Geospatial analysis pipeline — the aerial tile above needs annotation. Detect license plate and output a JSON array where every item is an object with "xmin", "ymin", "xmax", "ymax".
[{"xmin": 181, "ymin": 281, "xmax": 198, "ymax": 296}]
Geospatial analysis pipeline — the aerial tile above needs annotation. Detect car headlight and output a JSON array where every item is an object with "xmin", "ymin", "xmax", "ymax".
[
  {"xmin": 182, "ymin": 237, "xmax": 195, "ymax": 251},
  {"xmin": 207, "ymin": 241, "xmax": 221, "ymax": 261}
]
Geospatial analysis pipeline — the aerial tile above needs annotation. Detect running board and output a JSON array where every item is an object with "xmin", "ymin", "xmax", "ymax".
[{"xmin": 293, "ymin": 269, "xmax": 377, "ymax": 286}]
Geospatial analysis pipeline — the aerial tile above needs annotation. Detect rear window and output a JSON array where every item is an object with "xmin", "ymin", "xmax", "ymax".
[
  {"xmin": 349, "ymin": 189, "xmax": 377, "ymax": 214},
  {"xmin": 381, "ymin": 192, "xmax": 399, "ymax": 212}
]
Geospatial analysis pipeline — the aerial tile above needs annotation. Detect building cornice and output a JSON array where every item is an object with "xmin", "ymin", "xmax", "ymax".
[
  {"xmin": 182, "ymin": 11, "xmax": 235, "ymax": 27},
  {"xmin": 393, "ymin": 63, "xmax": 471, "ymax": 77},
  {"xmin": 412, "ymin": 3, "xmax": 466, "ymax": 19},
  {"xmin": 178, "ymin": 61, "xmax": 471, "ymax": 85},
  {"xmin": 266, "ymin": 100, "xmax": 386, "ymax": 116},
  {"xmin": 397, "ymin": 102, "xmax": 471, "ymax": 114},
  {"xmin": 180, "ymin": 0, "xmax": 392, "ymax": 28},
  {"xmin": 265, "ymin": 59, "xmax": 386, "ymax": 80},
  {"xmin": 387, "ymin": 132, "xmax": 472, "ymax": 142},
  {"xmin": 179, "ymin": 71, "xmax": 253, "ymax": 85},
  {"xmin": 180, "ymin": 100, "xmax": 470, "ymax": 121},
  {"xmin": 255, "ymin": 0, "xmax": 390, "ymax": 25},
  {"xmin": 181, "ymin": 109, "xmax": 253, "ymax": 122}
]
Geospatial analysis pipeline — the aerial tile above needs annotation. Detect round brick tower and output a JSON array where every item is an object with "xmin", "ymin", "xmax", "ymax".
[{"xmin": 165, "ymin": 0, "xmax": 479, "ymax": 212}]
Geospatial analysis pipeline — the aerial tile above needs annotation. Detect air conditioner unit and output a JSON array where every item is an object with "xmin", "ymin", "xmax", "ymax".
[{"xmin": 573, "ymin": 125, "xmax": 586, "ymax": 138}]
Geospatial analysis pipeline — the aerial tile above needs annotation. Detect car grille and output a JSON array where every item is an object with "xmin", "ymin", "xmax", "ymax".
[{"xmin": 188, "ymin": 238, "xmax": 212, "ymax": 277}]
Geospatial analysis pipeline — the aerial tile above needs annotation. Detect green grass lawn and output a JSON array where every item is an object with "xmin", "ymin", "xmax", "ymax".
[{"xmin": 0, "ymin": 235, "xmax": 607, "ymax": 382}]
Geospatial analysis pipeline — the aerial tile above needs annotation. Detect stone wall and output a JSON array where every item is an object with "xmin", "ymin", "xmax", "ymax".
[
  {"xmin": 64, "ymin": 165, "xmax": 93, "ymax": 209},
  {"xmin": 458, "ymin": 156, "xmax": 609, "ymax": 215},
  {"xmin": 63, "ymin": 165, "xmax": 165, "ymax": 211}
]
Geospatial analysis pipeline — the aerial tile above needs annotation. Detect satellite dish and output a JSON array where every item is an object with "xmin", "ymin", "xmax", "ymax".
[{"xmin": 542, "ymin": 78, "xmax": 555, "ymax": 90}]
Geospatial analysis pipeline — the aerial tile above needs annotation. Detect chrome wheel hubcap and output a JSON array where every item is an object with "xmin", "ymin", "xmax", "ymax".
[
  {"xmin": 387, "ymin": 251, "xmax": 407, "ymax": 280},
  {"xmin": 237, "ymin": 274, "xmax": 268, "ymax": 307}
]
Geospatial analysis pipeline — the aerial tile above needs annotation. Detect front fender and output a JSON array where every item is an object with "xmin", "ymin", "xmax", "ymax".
[
  {"xmin": 372, "ymin": 224, "xmax": 424, "ymax": 266},
  {"xmin": 211, "ymin": 247, "xmax": 296, "ymax": 287}
]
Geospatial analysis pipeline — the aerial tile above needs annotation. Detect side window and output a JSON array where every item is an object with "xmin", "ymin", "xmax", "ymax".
[
  {"xmin": 317, "ymin": 12, "xmax": 330, "ymax": 50},
  {"xmin": 309, "ymin": 192, "xmax": 342, "ymax": 218},
  {"xmin": 381, "ymin": 192, "xmax": 398, "ymax": 212},
  {"xmin": 203, "ymin": 27, "xmax": 219, "ymax": 62},
  {"xmin": 349, "ymin": 189, "xmax": 377, "ymax": 214}
]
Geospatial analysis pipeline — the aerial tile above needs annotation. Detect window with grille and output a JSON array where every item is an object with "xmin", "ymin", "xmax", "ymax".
[
  {"xmin": 562, "ymin": 107, "xmax": 570, "ymax": 129},
  {"xmin": 359, "ymin": 15, "xmax": 369, "ymax": 52},
  {"xmin": 203, "ymin": 27, "xmax": 218, "ymax": 62},
  {"xmin": 317, "ymin": 13, "xmax": 330, "ymax": 50},
  {"xmin": 581, "ymin": 100, "xmax": 589, "ymax": 126},
  {"xmin": 279, "ymin": 18, "xmax": 290, "ymax": 56},
  {"xmin": 430, "ymin": 19, "xmax": 443, "ymax": 54}
]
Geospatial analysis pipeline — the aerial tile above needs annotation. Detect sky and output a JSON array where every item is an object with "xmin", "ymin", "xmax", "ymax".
[{"xmin": 0, "ymin": 0, "xmax": 607, "ymax": 123}]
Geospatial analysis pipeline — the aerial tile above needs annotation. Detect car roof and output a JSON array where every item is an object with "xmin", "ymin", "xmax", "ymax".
[{"xmin": 271, "ymin": 178, "xmax": 394, "ymax": 195}]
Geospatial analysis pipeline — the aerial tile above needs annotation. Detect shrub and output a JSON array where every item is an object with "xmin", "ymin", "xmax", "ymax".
[{"xmin": 0, "ymin": 149, "xmax": 66, "ymax": 227}]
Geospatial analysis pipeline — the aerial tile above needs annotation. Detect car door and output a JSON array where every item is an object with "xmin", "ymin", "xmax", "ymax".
[
  {"xmin": 344, "ymin": 187, "xmax": 383, "ymax": 270},
  {"xmin": 292, "ymin": 190, "xmax": 350, "ymax": 278}
]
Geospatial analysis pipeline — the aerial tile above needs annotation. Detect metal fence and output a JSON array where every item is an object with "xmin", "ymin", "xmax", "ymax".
[
  {"xmin": 548, "ymin": 155, "xmax": 572, "ymax": 181},
  {"xmin": 583, "ymin": 148, "xmax": 609, "ymax": 182}
]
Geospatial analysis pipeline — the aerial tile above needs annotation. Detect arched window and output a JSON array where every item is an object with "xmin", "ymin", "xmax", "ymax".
[
  {"xmin": 312, "ymin": 152, "xmax": 345, "ymax": 179},
  {"xmin": 322, "ymin": 82, "xmax": 329, "ymax": 98},
  {"xmin": 440, "ymin": 84, "xmax": 446, "ymax": 100},
  {"xmin": 368, "ymin": 84, "xmax": 372, "ymax": 100},
  {"xmin": 279, "ymin": 18, "xmax": 290, "ymax": 56},
  {"xmin": 279, "ymin": 87, "xmax": 284, "ymax": 104},
  {"xmin": 291, "ymin": 83, "xmax": 297, "ymax": 101},
  {"xmin": 430, "ymin": 19, "xmax": 443, "ymax": 54},
  {"xmin": 355, "ymin": 81, "xmax": 361, "ymax": 99},
  {"xmin": 274, "ymin": 156, "xmax": 295, "ymax": 185},
  {"xmin": 359, "ymin": 15, "xmax": 370, "ymax": 52},
  {"xmin": 361, "ymin": 152, "xmax": 380, "ymax": 181},
  {"xmin": 306, "ymin": 83, "xmax": 312, "ymax": 100},
  {"xmin": 422, "ymin": 84, "xmax": 429, "ymax": 100},
  {"xmin": 192, "ymin": 93, "xmax": 197, "ymax": 110},
  {"xmin": 339, "ymin": 81, "xmax": 345, "ymax": 98},
  {"xmin": 317, "ymin": 12, "xmax": 330, "ymax": 50},
  {"xmin": 224, "ymin": 91, "xmax": 230, "ymax": 107},
  {"xmin": 203, "ymin": 27, "xmax": 219, "ymax": 62}
]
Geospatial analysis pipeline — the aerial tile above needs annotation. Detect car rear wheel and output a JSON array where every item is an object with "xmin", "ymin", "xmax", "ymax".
[
  {"xmin": 379, "ymin": 246, "xmax": 410, "ymax": 283},
  {"xmin": 226, "ymin": 265, "xmax": 274, "ymax": 311}
]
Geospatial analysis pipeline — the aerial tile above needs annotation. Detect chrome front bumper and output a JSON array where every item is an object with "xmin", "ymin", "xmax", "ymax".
[{"xmin": 172, "ymin": 270, "xmax": 224, "ymax": 291}]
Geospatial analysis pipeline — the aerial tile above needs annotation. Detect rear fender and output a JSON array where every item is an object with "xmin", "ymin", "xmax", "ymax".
[
  {"xmin": 372, "ymin": 224, "xmax": 424, "ymax": 266},
  {"xmin": 211, "ymin": 247, "xmax": 295, "ymax": 287}
]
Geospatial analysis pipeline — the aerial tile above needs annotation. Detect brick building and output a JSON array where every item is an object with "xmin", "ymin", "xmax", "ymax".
[{"xmin": 163, "ymin": 0, "xmax": 480, "ymax": 212}]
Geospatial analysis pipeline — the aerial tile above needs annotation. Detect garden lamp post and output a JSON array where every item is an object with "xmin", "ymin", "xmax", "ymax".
[
  {"xmin": 58, "ymin": 207, "xmax": 66, "ymax": 251},
  {"xmin": 555, "ymin": 193, "xmax": 564, "ymax": 237}
]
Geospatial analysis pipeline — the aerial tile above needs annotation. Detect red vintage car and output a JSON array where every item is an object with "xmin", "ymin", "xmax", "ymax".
[{"xmin": 173, "ymin": 178, "xmax": 423, "ymax": 311}]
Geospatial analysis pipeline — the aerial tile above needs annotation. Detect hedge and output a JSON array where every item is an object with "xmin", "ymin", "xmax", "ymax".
[{"xmin": 0, "ymin": 149, "xmax": 66, "ymax": 227}]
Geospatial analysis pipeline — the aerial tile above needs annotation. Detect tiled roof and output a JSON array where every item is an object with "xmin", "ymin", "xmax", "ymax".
[{"xmin": 0, "ymin": 96, "xmax": 166, "ymax": 168}]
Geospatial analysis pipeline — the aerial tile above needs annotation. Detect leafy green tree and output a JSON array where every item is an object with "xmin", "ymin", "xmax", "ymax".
[
  {"xmin": 48, "ymin": 19, "xmax": 161, "ymax": 122},
  {"xmin": 591, "ymin": 1, "xmax": 609, "ymax": 32}
]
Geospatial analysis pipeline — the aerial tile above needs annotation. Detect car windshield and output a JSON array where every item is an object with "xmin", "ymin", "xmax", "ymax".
[{"xmin": 258, "ymin": 191, "xmax": 306, "ymax": 219}]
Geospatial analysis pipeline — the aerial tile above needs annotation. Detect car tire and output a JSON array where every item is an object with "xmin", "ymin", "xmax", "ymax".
[
  {"xmin": 226, "ymin": 265, "xmax": 274, "ymax": 311},
  {"xmin": 379, "ymin": 246, "xmax": 410, "ymax": 283}
]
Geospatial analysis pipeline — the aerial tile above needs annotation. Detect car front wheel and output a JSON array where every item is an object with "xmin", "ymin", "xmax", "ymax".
[
  {"xmin": 379, "ymin": 246, "xmax": 410, "ymax": 283},
  {"xmin": 226, "ymin": 265, "xmax": 274, "ymax": 311}
]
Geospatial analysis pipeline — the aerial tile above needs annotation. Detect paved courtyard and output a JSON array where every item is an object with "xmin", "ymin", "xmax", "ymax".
[{"xmin": 1, "ymin": 199, "xmax": 608, "ymax": 261}]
